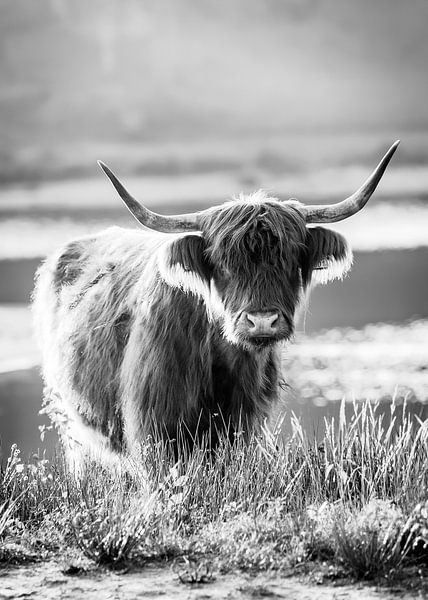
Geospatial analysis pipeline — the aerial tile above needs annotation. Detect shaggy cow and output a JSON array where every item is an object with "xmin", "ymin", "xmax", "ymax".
[{"xmin": 33, "ymin": 142, "xmax": 399, "ymax": 465}]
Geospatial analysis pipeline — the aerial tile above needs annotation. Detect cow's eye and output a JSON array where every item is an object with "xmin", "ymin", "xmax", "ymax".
[
  {"xmin": 217, "ymin": 266, "xmax": 232, "ymax": 280},
  {"xmin": 314, "ymin": 258, "xmax": 329, "ymax": 270}
]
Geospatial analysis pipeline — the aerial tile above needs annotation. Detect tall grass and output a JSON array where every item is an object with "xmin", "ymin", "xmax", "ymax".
[{"xmin": 1, "ymin": 399, "xmax": 427, "ymax": 579}]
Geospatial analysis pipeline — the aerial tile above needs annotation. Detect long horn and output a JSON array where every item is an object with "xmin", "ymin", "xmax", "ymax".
[
  {"xmin": 97, "ymin": 161, "xmax": 201, "ymax": 233},
  {"xmin": 300, "ymin": 140, "xmax": 400, "ymax": 223}
]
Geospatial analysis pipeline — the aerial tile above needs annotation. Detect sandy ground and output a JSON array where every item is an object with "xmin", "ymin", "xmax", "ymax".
[{"xmin": 0, "ymin": 560, "xmax": 424, "ymax": 600}]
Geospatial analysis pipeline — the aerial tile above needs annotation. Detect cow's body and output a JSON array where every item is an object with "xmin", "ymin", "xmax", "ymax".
[
  {"xmin": 34, "ymin": 224, "xmax": 282, "ymax": 461},
  {"xmin": 33, "ymin": 142, "xmax": 398, "ymax": 467}
]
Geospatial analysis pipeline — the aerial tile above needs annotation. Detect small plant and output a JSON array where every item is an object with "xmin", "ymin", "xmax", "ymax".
[
  {"xmin": 401, "ymin": 500, "xmax": 428, "ymax": 558},
  {"xmin": 0, "ymin": 498, "xmax": 20, "ymax": 540},
  {"xmin": 71, "ymin": 504, "xmax": 141, "ymax": 565},
  {"xmin": 174, "ymin": 557, "xmax": 216, "ymax": 584},
  {"xmin": 70, "ymin": 488, "xmax": 160, "ymax": 566},
  {"xmin": 331, "ymin": 500, "xmax": 404, "ymax": 578}
]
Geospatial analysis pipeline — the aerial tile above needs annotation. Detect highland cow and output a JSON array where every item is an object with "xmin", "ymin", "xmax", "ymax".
[{"xmin": 33, "ymin": 142, "xmax": 399, "ymax": 466}]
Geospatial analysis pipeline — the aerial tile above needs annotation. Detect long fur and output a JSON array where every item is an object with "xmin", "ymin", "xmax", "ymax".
[{"xmin": 33, "ymin": 193, "xmax": 352, "ymax": 464}]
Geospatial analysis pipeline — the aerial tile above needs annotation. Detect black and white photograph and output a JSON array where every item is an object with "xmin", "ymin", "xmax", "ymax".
[{"xmin": 1, "ymin": 1, "xmax": 428, "ymax": 598}]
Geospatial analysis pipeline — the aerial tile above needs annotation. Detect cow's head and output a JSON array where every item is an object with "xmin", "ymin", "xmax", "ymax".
[{"xmin": 98, "ymin": 141, "xmax": 399, "ymax": 351}]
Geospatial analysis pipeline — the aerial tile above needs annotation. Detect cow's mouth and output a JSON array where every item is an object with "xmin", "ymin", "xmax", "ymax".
[
  {"xmin": 242, "ymin": 328, "xmax": 292, "ymax": 351},
  {"xmin": 246, "ymin": 335, "xmax": 278, "ymax": 350}
]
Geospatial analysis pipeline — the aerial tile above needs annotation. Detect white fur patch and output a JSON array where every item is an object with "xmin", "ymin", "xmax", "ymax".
[
  {"xmin": 43, "ymin": 387, "xmax": 132, "ymax": 477},
  {"xmin": 202, "ymin": 190, "xmax": 284, "ymax": 214},
  {"xmin": 311, "ymin": 241, "xmax": 353, "ymax": 285},
  {"xmin": 157, "ymin": 240, "xmax": 208, "ymax": 295},
  {"xmin": 232, "ymin": 189, "xmax": 278, "ymax": 205},
  {"xmin": 221, "ymin": 311, "xmax": 241, "ymax": 346},
  {"xmin": 157, "ymin": 240, "xmax": 223, "ymax": 321},
  {"xmin": 209, "ymin": 279, "xmax": 226, "ymax": 319}
]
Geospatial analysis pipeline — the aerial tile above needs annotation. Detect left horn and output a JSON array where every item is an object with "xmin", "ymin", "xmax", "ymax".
[
  {"xmin": 300, "ymin": 140, "xmax": 400, "ymax": 223},
  {"xmin": 98, "ymin": 161, "xmax": 201, "ymax": 233}
]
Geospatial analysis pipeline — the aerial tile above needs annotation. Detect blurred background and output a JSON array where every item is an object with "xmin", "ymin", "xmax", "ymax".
[{"xmin": 1, "ymin": 0, "xmax": 428, "ymax": 458}]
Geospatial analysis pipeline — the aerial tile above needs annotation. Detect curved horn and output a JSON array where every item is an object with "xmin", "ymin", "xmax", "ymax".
[
  {"xmin": 300, "ymin": 140, "xmax": 400, "ymax": 223},
  {"xmin": 97, "ymin": 161, "xmax": 201, "ymax": 233}
]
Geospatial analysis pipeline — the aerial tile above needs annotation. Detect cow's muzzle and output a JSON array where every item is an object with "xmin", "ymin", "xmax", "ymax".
[{"xmin": 237, "ymin": 311, "xmax": 290, "ymax": 348}]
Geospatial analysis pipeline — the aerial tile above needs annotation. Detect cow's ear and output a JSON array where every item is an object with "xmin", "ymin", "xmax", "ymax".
[
  {"xmin": 158, "ymin": 234, "xmax": 212, "ymax": 297},
  {"xmin": 302, "ymin": 227, "xmax": 353, "ymax": 286}
]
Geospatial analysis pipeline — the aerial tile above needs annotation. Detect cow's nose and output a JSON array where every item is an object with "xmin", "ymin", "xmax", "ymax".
[{"xmin": 244, "ymin": 311, "xmax": 279, "ymax": 335}]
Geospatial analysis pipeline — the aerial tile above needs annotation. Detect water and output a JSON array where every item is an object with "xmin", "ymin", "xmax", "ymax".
[{"xmin": 0, "ymin": 368, "xmax": 48, "ymax": 460}]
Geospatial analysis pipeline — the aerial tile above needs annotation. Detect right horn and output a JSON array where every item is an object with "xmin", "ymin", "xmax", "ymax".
[
  {"xmin": 300, "ymin": 140, "xmax": 400, "ymax": 224},
  {"xmin": 97, "ymin": 161, "xmax": 202, "ymax": 233}
]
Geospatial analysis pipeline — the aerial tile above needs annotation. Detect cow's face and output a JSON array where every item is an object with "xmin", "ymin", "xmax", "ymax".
[
  {"xmin": 99, "ymin": 142, "xmax": 397, "ymax": 350},
  {"xmin": 159, "ymin": 193, "xmax": 352, "ymax": 351}
]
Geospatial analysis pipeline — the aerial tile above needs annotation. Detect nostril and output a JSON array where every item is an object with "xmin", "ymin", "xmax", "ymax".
[
  {"xmin": 270, "ymin": 314, "xmax": 279, "ymax": 329},
  {"xmin": 245, "ymin": 313, "xmax": 256, "ymax": 328}
]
